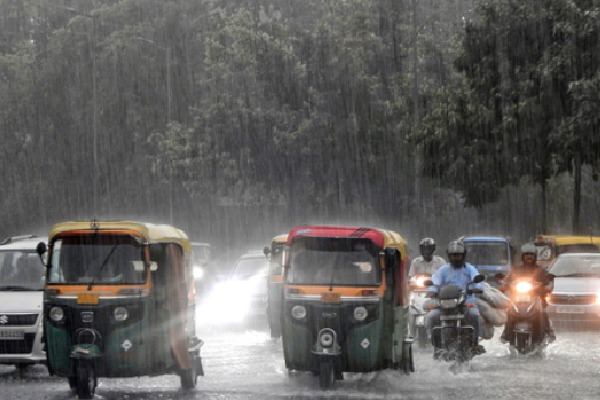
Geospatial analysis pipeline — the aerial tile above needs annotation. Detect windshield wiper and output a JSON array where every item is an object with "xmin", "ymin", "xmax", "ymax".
[{"xmin": 87, "ymin": 244, "xmax": 119, "ymax": 290}]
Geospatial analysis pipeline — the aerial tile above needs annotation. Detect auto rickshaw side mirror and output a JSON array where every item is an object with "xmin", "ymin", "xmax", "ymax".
[
  {"xmin": 423, "ymin": 279, "xmax": 434, "ymax": 286},
  {"xmin": 36, "ymin": 242, "xmax": 47, "ymax": 256},
  {"xmin": 495, "ymin": 272, "xmax": 506, "ymax": 280},
  {"xmin": 473, "ymin": 274, "xmax": 486, "ymax": 283}
]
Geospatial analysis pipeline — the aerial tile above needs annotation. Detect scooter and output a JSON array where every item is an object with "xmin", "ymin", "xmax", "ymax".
[
  {"xmin": 408, "ymin": 274, "xmax": 431, "ymax": 348},
  {"xmin": 425, "ymin": 274, "xmax": 485, "ymax": 372},
  {"xmin": 502, "ymin": 277, "xmax": 551, "ymax": 355}
]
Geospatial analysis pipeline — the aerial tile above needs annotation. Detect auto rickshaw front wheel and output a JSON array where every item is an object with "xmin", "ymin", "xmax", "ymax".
[
  {"xmin": 75, "ymin": 360, "xmax": 97, "ymax": 399},
  {"xmin": 318, "ymin": 359, "xmax": 335, "ymax": 389},
  {"xmin": 179, "ymin": 353, "xmax": 198, "ymax": 389}
]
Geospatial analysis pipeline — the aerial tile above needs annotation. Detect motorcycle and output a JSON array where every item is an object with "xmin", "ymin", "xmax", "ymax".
[
  {"xmin": 500, "ymin": 275, "xmax": 552, "ymax": 355},
  {"xmin": 408, "ymin": 274, "xmax": 431, "ymax": 348},
  {"xmin": 425, "ymin": 274, "xmax": 485, "ymax": 372}
]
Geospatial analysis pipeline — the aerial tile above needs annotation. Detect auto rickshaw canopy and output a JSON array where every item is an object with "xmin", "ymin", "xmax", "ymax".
[{"xmin": 48, "ymin": 220, "xmax": 191, "ymax": 252}]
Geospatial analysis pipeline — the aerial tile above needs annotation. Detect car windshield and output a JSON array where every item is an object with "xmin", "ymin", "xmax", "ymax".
[
  {"xmin": 0, "ymin": 250, "xmax": 45, "ymax": 290},
  {"xmin": 549, "ymin": 256, "xmax": 600, "ymax": 277},
  {"xmin": 464, "ymin": 242, "xmax": 509, "ymax": 267},
  {"xmin": 231, "ymin": 257, "xmax": 268, "ymax": 280},
  {"xmin": 48, "ymin": 235, "xmax": 146, "ymax": 284},
  {"xmin": 287, "ymin": 237, "xmax": 379, "ymax": 286}
]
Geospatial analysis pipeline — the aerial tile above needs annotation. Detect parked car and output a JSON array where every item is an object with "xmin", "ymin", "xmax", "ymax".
[
  {"xmin": 461, "ymin": 236, "xmax": 515, "ymax": 288},
  {"xmin": 197, "ymin": 250, "xmax": 269, "ymax": 327},
  {"xmin": 546, "ymin": 253, "xmax": 600, "ymax": 327},
  {"xmin": 0, "ymin": 235, "xmax": 47, "ymax": 370}
]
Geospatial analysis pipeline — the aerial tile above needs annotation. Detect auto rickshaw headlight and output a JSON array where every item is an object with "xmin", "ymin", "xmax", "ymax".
[
  {"xmin": 353, "ymin": 306, "xmax": 368, "ymax": 321},
  {"xmin": 319, "ymin": 331, "xmax": 334, "ymax": 348},
  {"xmin": 291, "ymin": 305, "xmax": 307, "ymax": 320},
  {"xmin": 113, "ymin": 306, "xmax": 129, "ymax": 322},
  {"xmin": 49, "ymin": 306, "xmax": 64, "ymax": 322}
]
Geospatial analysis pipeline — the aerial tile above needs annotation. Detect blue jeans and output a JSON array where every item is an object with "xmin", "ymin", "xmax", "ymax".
[{"xmin": 426, "ymin": 306, "xmax": 481, "ymax": 347}]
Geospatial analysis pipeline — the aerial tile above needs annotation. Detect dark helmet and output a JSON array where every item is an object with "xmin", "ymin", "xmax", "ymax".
[
  {"xmin": 419, "ymin": 237, "xmax": 436, "ymax": 259},
  {"xmin": 520, "ymin": 243, "xmax": 537, "ymax": 262},
  {"xmin": 447, "ymin": 240, "xmax": 466, "ymax": 268}
]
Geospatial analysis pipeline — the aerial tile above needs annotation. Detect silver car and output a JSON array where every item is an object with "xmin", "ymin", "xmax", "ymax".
[
  {"xmin": 547, "ymin": 253, "xmax": 600, "ymax": 326},
  {"xmin": 0, "ymin": 235, "xmax": 46, "ymax": 369}
]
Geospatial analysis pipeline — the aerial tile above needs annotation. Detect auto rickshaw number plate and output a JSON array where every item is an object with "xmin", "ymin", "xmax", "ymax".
[
  {"xmin": 321, "ymin": 292, "xmax": 341, "ymax": 303},
  {"xmin": 0, "ymin": 329, "xmax": 24, "ymax": 340},
  {"xmin": 77, "ymin": 293, "xmax": 100, "ymax": 305}
]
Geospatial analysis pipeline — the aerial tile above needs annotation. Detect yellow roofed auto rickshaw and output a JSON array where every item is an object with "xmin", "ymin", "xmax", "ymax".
[
  {"xmin": 263, "ymin": 233, "xmax": 288, "ymax": 338},
  {"xmin": 534, "ymin": 234, "xmax": 600, "ymax": 268},
  {"xmin": 38, "ymin": 220, "xmax": 204, "ymax": 399},
  {"xmin": 281, "ymin": 225, "xmax": 414, "ymax": 388}
]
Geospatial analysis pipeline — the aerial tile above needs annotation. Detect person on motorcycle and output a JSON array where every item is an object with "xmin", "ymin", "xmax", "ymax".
[
  {"xmin": 408, "ymin": 237, "xmax": 446, "ymax": 278},
  {"xmin": 426, "ymin": 240, "xmax": 486, "ymax": 358},
  {"xmin": 499, "ymin": 243, "xmax": 556, "ymax": 343}
]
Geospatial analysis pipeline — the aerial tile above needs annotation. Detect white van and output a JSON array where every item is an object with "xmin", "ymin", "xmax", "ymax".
[{"xmin": 0, "ymin": 235, "xmax": 46, "ymax": 370}]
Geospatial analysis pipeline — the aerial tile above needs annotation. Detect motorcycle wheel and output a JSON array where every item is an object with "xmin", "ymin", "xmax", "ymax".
[
  {"xmin": 318, "ymin": 359, "xmax": 335, "ymax": 389},
  {"xmin": 75, "ymin": 361, "xmax": 96, "ymax": 400},
  {"xmin": 417, "ymin": 326, "xmax": 428, "ymax": 348},
  {"xmin": 516, "ymin": 332, "xmax": 529, "ymax": 354}
]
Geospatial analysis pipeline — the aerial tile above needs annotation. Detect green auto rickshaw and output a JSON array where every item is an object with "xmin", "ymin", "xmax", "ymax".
[
  {"xmin": 40, "ymin": 220, "xmax": 203, "ymax": 399},
  {"xmin": 281, "ymin": 225, "xmax": 414, "ymax": 388}
]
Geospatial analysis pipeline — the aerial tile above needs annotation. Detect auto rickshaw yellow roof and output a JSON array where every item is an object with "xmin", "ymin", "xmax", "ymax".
[
  {"xmin": 48, "ymin": 220, "xmax": 191, "ymax": 251},
  {"xmin": 271, "ymin": 234, "xmax": 288, "ymax": 244},
  {"xmin": 535, "ymin": 234, "xmax": 600, "ymax": 246}
]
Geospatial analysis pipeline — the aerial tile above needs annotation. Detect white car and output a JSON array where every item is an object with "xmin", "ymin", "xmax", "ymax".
[
  {"xmin": 547, "ymin": 252, "xmax": 600, "ymax": 327},
  {"xmin": 0, "ymin": 235, "xmax": 47, "ymax": 369}
]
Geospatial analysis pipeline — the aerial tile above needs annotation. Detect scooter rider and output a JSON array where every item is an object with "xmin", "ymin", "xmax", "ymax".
[
  {"xmin": 499, "ymin": 243, "xmax": 556, "ymax": 342},
  {"xmin": 426, "ymin": 240, "xmax": 486, "ymax": 357},
  {"xmin": 408, "ymin": 237, "xmax": 446, "ymax": 278}
]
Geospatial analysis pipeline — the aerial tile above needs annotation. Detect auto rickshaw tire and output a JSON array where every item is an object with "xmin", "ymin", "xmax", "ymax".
[
  {"xmin": 68, "ymin": 376, "xmax": 77, "ymax": 392},
  {"xmin": 180, "ymin": 354, "xmax": 198, "ymax": 389},
  {"xmin": 318, "ymin": 359, "xmax": 335, "ymax": 389},
  {"xmin": 75, "ymin": 361, "xmax": 96, "ymax": 400}
]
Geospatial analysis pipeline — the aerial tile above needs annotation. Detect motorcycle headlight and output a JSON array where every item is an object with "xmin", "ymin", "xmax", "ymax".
[
  {"xmin": 440, "ymin": 299, "xmax": 458, "ymax": 309},
  {"xmin": 114, "ymin": 306, "xmax": 129, "ymax": 322},
  {"xmin": 291, "ymin": 305, "xmax": 307, "ymax": 319},
  {"xmin": 49, "ymin": 306, "xmax": 64, "ymax": 322},
  {"xmin": 516, "ymin": 281, "xmax": 533, "ymax": 293},
  {"xmin": 353, "ymin": 306, "xmax": 368, "ymax": 321}
]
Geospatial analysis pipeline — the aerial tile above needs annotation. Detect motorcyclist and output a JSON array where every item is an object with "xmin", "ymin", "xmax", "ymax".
[
  {"xmin": 408, "ymin": 238, "xmax": 446, "ymax": 278},
  {"xmin": 426, "ymin": 240, "xmax": 486, "ymax": 358},
  {"xmin": 499, "ymin": 243, "xmax": 556, "ymax": 343}
]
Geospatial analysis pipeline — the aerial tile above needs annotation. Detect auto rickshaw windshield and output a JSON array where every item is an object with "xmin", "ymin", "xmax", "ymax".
[
  {"xmin": 287, "ymin": 237, "xmax": 379, "ymax": 286},
  {"xmin": 48, "ymin": 234, "xmax": 146, "ymax": 284}
]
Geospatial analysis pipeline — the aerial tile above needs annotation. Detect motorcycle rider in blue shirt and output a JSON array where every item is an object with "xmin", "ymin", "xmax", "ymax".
[{"xmin": 426, "ymin": 240, "xmax": 486, "ymax": 358}]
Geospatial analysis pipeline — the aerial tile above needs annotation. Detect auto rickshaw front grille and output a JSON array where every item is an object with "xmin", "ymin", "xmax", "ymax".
[
  {"xmin": 0, "ymin": 333, "xmax": 35, "ymax": 354},
  {"xmin": 0, "ymin": 313, "xmax": 39, "ymax": 326}
]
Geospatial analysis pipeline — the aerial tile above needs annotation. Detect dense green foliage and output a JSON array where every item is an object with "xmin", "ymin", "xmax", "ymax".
[{"xmin": 0, "ymin": 0, "xmax": 598, "ymax": 255}]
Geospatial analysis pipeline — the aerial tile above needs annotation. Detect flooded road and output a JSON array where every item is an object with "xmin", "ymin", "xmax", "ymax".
[{"xmin": 2, "ymin": 322, "xmax": 600, "ymax": 399}]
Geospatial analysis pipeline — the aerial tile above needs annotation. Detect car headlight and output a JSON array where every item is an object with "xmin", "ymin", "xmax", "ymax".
[
  {"xmin": 49, "ymin": 306, "xmax": 64, "ymax": 322},
  {"xmin": 114, "ymin": 306, "xmax": 129, "ymax": 321},
  {"xmin": 193, "ymin": 267, "xmax": 204, "ymax": 280},
  {"xmin": 354, "ymin": 306, "xmax": 368, "ymax": 321},
  {"xmin": 291, "ymin": 305, "xmax": 307, "ymax": 319}
]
